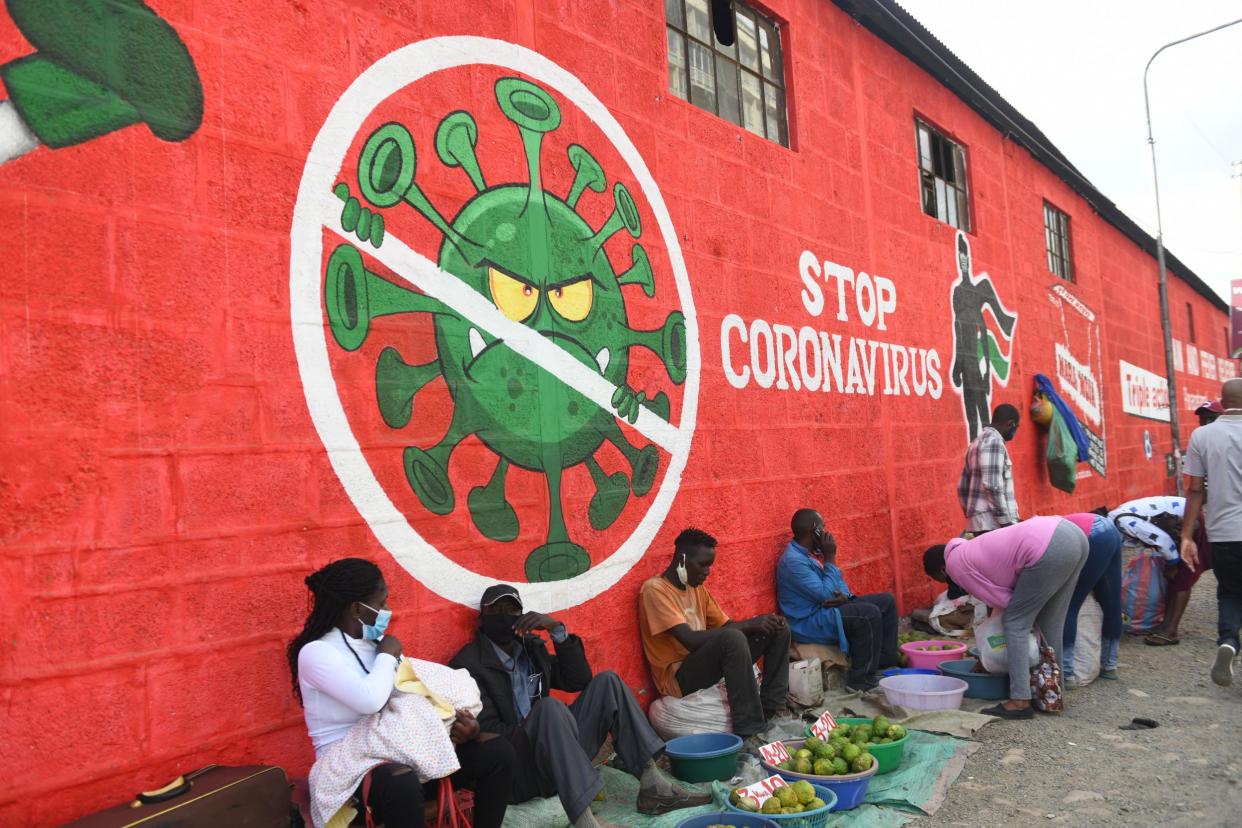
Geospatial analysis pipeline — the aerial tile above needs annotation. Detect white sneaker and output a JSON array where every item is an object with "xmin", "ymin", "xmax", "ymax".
[{"xmin": 1210, "ymin": 644, "xmax": 1236, "ymax": 687}]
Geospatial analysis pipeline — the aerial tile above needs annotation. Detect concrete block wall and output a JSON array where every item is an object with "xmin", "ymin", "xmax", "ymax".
[{"xmin": 0, "ymin": 1, "xmax": 1234, "ymax": 823}]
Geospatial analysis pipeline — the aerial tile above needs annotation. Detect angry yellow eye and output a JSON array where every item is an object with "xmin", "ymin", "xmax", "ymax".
[
  {"xmin": 489, "ymin": 267, "xmax": 538, "ymax": 322},
  {"xmin": 548, "ymin": 278, "xmax": 593, "ymax": 322}
]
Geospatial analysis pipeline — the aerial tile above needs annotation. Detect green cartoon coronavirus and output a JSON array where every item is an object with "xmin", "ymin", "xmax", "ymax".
[{"xmin": 324, "ymin": 77, "xmax": 687, "ymax": 582}]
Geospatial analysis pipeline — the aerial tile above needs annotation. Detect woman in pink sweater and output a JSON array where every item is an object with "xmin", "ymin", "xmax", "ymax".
[{"xmin": 923, "ymin": 516, "xmax": 1088, "ymax": 719}]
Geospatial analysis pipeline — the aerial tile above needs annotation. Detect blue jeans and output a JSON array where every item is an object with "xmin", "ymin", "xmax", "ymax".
[
  {"xmin": 1215, "ymin": 541, "xmax": 1242, "ymax": 651},
  {"xmin": 1063, "ymin": 517, "xmax": 1123, "ymax": 676}
]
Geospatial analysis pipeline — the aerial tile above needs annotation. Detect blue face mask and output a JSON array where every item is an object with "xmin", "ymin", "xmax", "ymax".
[{"xmin": 359, "ymin": 602, "xmax": 392, "ymax": 641}]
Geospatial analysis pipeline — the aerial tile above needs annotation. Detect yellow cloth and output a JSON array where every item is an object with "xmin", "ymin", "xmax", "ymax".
[{"xmin": 395, "ymin": 659, "xmax": 456, "ymax": 722}]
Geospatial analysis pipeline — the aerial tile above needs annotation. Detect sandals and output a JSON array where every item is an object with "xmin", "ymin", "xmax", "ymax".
[
  {"xmin": 981, "ymin": 703, "xmax": 1034, "ymax": 720},
  {"xmin": 1143, "ymin": 633, "xmax": 1180, "ymax": 646}
]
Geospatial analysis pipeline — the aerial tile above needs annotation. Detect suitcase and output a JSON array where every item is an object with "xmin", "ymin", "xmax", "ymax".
[{"xmin": 64, "ymin": 764, "xmax": 295, "ymax": 827}]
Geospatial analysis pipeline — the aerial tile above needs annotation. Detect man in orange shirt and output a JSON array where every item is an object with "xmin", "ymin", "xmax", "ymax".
[{"xmin": 638, "ymin": 528, "xmax": 790, "ymax": 744}]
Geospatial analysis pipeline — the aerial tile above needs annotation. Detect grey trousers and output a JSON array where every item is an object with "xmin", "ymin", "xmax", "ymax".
[
  {"xmin": 511, "ymin": 671, "xmax": 664, "ymax": 821},
  {"xmin": 1003, "ymin": 519, "xmax": 1089, "ymax": 699}
]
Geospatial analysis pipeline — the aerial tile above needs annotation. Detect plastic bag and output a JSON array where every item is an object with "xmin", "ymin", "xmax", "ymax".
[
  {"xmin": 1121, "ymin": 547, "xmax": 1167, "ymax": 634},
  {"xmin": 976, "ymin": 609, "xmax": 1039, "ymax": 674},
  {"xmin": 787, "ymin": 658, "xmax": 823, "ymax": 707},
  {"xmin": 1046, "ymin": 407, "xmax": 1078, "ymax": 494},
  {"xmin": 929, "ymin": 591, "xmax": 988, "ymax": 637},
  {"xmin": 1071, "ymin": 594, "xmax": 1103, "ymax": 685},
  {"xmin": 1030, "ymin": 632, "xmax": 1064, "ymax": 713},
  {"xmin": 647, "ymin": 682, "xmax": 732, "ymax": 741}
]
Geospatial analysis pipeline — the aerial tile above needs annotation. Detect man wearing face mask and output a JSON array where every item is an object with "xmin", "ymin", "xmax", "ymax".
[
  {"xmin": 777, "ymin": 510, "xmax": 899, "ymax": 692},
  {"xmin": 638, "ymin": 527, "xmax": 791, "ymax": 747},
  {"xmin": 449, "ymin": 585, "xmax": 708, "ymax": 828}
]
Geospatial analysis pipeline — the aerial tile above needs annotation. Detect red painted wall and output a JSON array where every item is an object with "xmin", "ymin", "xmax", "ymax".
[{"xmin": 0, "ymin": 1, "xmax": 1235, "ymax": 824}]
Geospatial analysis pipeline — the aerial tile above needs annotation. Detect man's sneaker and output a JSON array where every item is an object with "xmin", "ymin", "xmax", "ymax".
[
  {"xmin": 740, "ymin": 733, "xmax": 768, "ymax": 755},
  {"xmin": 1211, "ymin": 643, "xmax": 1236, "ymax": 687},
  {"xmin": 1099, "ymin": 668, "xmax": 1119, "ymax": 680}
]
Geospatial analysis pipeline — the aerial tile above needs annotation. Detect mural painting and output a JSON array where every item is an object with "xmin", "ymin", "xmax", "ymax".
[
  {"xmin": 291, "ymin": 38, "xmax": 701, "ymax": 611},
  {"xmin": 948, "ymin": 231, "xmax": 1017, "ymax": 441},
  {"xmin": 1048, "ymin": 282, "xmax": 1106, "ymax": 476},
  {"xmin": 0, "ymin": 0, "xmax": 202, "ymax": 166}
]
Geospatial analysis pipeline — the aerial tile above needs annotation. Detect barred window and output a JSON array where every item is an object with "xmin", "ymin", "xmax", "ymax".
[
  {"xmin": 1043, "ymin": 202, "xmax": 1073, "ymax": 281},
  {"xmin": 665, "ymin": 0, "xmax": 788, "ymax": 146},
  {"xmin": 915, "ymin": 119, "xmax": 970, "ymax": 232}
]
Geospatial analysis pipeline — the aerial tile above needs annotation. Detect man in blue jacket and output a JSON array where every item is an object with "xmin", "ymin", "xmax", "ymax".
[{"xmin": 777, "ymin": 509, "xmax": 899, "ymax": 691}]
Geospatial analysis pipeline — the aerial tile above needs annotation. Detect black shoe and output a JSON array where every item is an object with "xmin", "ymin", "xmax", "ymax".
[{"xmin": 981, "ymin": 703, "xmax": 1034, "ymax": 720}]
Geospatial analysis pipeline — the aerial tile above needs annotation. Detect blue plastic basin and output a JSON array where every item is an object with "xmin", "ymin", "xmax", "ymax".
[
  {"xmin": 665, "ymin": 732, "xmax": 743, "ymax": 782},
  {"xmin": 881, "ymin": 667, "xmax": 940, "ymax": 677},
  {"xmin": 938, "ymin": 658, "xmax": 1008, "ymax": 699},
  {"xmin": 676, "ymin": 813, "xmax": 780, "ymax": 828}
]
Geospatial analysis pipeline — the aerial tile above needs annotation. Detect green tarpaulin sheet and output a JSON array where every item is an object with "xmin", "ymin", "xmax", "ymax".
[{"xmin": 501, "ymin": 729, "xmax": 978, "ymax": 827}]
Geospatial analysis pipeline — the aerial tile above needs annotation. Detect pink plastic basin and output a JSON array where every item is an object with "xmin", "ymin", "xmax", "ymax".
[
  {"xmin": 900, "ymin": 639, "xmax": 968, "ymax": 670},
  {"xmin": 879, "ymin": 674, "xmax": 968, "ymax": 711}
]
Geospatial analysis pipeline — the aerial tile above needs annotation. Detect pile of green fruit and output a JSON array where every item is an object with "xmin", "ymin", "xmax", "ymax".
[
  {"xmin": 729, "ymin": 780, "xmax": 827, "ymax": 814},
  {"xmin": 897, "ymin": 632, "xmax": 960, "ymax": 665},
  {"xmin": 771, "ymin": 719, "xmax": 907, "ymax": 777}
]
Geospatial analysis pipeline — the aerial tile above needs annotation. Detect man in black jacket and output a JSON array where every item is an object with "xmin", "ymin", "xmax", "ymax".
[{"xmin": 450, "ymin": 584, "xmax": 708, "ymax": 827}]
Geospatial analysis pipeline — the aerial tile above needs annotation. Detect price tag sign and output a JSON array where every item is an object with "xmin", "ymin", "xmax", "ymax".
[
  {"xmin": 810, "ymin": 709, "xmax": 838, "ymax": 740},
  {"xmin": 757, "ymin": 739, "xmax": 791, "ymax": 766},
  {"xmin": 734, "ymin": 774, "xmax": 787, "ymax": 805}
]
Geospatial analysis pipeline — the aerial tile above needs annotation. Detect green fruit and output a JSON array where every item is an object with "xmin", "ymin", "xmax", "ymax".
[
  {"xmin": 873, "ymin": 716, "xmax": 890, "ymax": 732},
  {"xmin": 813, "ymin": 743, "xmax": 834, "ymax": 760},
  {"xmin": 813, "ymin": 758, "xmax": 832, "ymax": 775},
  {"xmin": 737, "ymin": 795, "xmax": 760, "ymax": 812},
  {"xmin": 776, "ymin": 761, "xmax": 791, "ymax": 771},
  {"xmin": 776, "ymin": 786, "xmax": 799, "ymax": 807},
  {"xmin": 834, "ymin": 723, "xmax": 851, "ymax": 736},
  {"xmin": 803, "ymin": 736, "xmax": 824, "ymax": 751},
  {"xmin": 879, "ymin": 737, "xmax": 893, "ymax": 744},
  {"xmin": 808, "ymin": 797, "xmax": 827, "ymax": 810},
  {"xmin": 794, "ymin": 757, "xmax": 813, "ymax": 774},
  {"xmin": 831, "ymin": 757, "xmax": 848, "ymax": 775},
  {"xmin": 761, "ymin": 797, "xmax": 782, "ymax": 814},
  {"xmin": 842, "ymin": 743, "xmax": 861, "ymax": 762},
  {"xmin": 795, "ymin": 748, "xmax": 813, "ymax": 761},
  {"xmin": 888, "ymin": 725, "xmax": 907, "ymax": 740},
  {"xmin": 851, "ymin": 752, "xmax": 875, "ymax": 773}
]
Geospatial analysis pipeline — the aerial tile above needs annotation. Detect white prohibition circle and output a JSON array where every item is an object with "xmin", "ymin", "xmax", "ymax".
[{"xmin": 290, "ymin": 37, "xmax": 701, "ymax": 611}]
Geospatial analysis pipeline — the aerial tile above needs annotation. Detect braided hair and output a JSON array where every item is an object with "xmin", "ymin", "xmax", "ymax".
[{"xmin": 287, "ymin": 557, "xmax": 383, "ymax": 703}]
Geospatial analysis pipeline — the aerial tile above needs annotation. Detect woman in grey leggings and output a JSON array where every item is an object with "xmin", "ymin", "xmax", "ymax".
[{"xmin": 924, "ymin": 517, "xmax": 1088, "ymax": 719}]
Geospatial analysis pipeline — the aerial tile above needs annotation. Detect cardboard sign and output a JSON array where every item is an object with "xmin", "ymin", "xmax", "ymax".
[
  {"xmin": 733, "ymin": 774, "xmax": 787, "ymax": 805},
  {"xmin": 810, "ymin": 709, "xmax": 838, "ymax": 739},
  {"xmin": 757, "ymin": 739, "xmax": 791, "ymax": 766}
]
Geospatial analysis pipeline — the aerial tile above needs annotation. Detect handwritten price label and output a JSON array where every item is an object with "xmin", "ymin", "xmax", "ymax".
[
  {"xmin": 757, "ymin": 739, "xmax": 791, "ymax": 766},
  {"xmin": 810, "ymin": 709, "xmax": 838, "ymax": 739},
  {"xmin": 734, "ymin": 774, "xmax": 787, "ymax": 805}
]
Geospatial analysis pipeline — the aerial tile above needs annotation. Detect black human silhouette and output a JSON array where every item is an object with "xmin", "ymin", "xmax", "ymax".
[{"xmin": 950, "ymin": 232, "xmax": 1017, "ymax": 441}]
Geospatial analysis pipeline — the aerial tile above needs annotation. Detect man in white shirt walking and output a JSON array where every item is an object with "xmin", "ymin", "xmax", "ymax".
[{"xmin": 1181, "ymin": 378, "xmax": 1242, "ymax": 687}]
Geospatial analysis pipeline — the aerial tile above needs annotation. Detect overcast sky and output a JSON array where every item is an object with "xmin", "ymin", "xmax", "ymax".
[{"xmin": 900, "ymin": 0, "xmax": 1242, "ymax": 304}]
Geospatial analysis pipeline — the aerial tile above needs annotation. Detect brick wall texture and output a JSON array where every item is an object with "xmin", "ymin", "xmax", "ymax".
[{"xmin": 0, "ymin": 1, "xmax": 1235, "ymax": 823}]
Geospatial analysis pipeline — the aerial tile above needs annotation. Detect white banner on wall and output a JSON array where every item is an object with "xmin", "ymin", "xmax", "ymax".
[{"xmin": 1120, "ymin": 360, "xmax": 1170, "ymax": 422}]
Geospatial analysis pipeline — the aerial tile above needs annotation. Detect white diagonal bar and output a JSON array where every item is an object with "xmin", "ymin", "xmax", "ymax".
[{"xmin": 317, "ymin": 191, "xmax": 680, "ymax": 452}]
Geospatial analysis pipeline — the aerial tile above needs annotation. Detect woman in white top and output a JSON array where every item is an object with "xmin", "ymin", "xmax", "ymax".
[{"xmin": 288, "ymin": 558, "xmax": 515, "ymax": 827}]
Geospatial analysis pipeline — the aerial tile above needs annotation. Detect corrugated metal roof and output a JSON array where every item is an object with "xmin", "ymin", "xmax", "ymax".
[{"xmin": 833, "ymin": 0, "xmax": 1227, "ymax": 310}]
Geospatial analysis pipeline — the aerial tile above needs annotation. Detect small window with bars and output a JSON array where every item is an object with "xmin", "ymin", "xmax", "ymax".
[
  {"xmin": 665, "ymin": 0, "xmax": 788, "ymax": 146},
  {"xmin": 915, "ymin": 119, "xmax": 971, "ymax": 232},
  {"xmin": 1043, "ymin": 202, "xmax": 1073, "ymax": 281}
]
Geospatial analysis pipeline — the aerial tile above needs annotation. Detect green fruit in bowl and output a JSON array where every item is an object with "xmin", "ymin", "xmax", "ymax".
[
  {"xmin": 813, "ymin": 758, "xmax": 833, "ymax": 775},
  {"xmin": 831, "ymin": 757, "xmax": 849, "ymax": 775},
  {"xmin": 851, "ymin": 753, "xmax": 875, "ymax": 773}
]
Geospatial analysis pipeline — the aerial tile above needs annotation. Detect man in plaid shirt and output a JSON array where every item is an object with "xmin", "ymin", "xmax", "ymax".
[{"xmin": 958, "ymin": 404, "xmax": 1021, "ymax": 532}]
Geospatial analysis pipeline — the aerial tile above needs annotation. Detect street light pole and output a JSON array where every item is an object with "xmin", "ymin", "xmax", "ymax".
[{"xmin": 1143, "ymin": 16, "xmax": 1242, "ymax": 496}]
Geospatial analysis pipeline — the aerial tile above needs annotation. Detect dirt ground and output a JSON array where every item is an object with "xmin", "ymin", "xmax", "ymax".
[{"xmin": 916, "ymin": 571, "xmax": 1242, "ymax": 827}]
